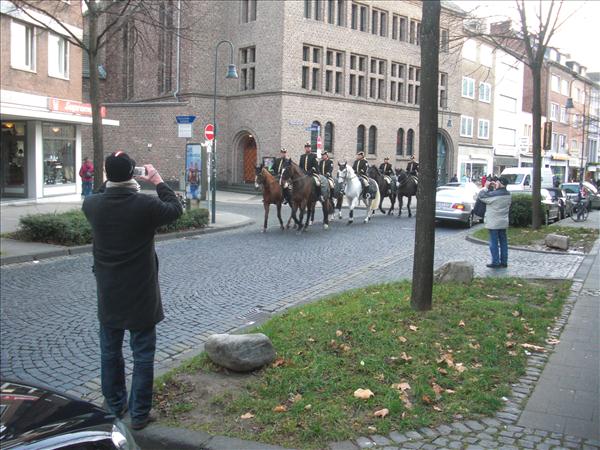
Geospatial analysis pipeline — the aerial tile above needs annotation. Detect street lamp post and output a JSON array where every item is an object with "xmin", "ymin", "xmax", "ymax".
[{"xmin": 211, "ymin": 40, "xmax": 238, "ymax": 224}]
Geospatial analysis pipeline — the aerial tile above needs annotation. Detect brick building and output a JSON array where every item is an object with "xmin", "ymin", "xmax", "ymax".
[
  {"xmin": 89, "ymin": 0, "xmax": 463, "ymax": 188},
  {"xmin": 0, "ymin": 0, "xmax": 117, "ymax": 200}
]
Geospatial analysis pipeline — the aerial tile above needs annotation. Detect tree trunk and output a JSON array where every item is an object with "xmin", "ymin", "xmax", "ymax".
[
  {"xmin": 531, "ymin": 64, "xmax": 543, "ymax": 229},
  {"xmin": 410, "ymin": 0, "xmax": 440, "ymax": 312},
  {"xmin": 88, "ymin": 9, "xmax": 104, "ymax": 191}
]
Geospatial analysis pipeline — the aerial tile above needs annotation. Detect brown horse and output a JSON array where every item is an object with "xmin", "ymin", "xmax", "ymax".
[
  {"xmin": 255, "ymin": 165, "xmax": 289, "ymax": 232},
  {"xmin": 281, "ymin": 163, "xmax": 329, "ymax": 232}
]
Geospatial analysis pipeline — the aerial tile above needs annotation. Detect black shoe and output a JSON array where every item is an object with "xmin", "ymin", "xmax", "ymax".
[
  {"xmin": 131, "ymin": 413, "xmax": 156, "ymax": 431},
  {"xmin": 486, "ymin": 263, "xmax": 500, "ymax": 268},
  {"xmin": 499, "ymin": 263, "xmax": 508, "ymax": 268}
]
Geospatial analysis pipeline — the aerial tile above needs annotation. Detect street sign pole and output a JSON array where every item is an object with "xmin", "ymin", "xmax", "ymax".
[{"xmin": 205, "ymin": 124, "xmax": 216, "ymax": 224}]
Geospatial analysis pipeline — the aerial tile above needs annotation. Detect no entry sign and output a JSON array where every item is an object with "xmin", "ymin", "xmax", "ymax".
[{"xmin": 204, "ymin": 124, "xmax": 215, "ymax": 141}]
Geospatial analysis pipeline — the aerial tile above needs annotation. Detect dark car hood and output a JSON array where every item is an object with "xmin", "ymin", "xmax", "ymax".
[{"xmin": 1, "ymin": 380, "xmax": 114, "ymax": 448}]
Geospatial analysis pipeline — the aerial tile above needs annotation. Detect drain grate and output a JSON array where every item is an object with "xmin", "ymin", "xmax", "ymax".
[{"xmin": 238, "ymin": 306, "xmax": 270, "ymax": 322}]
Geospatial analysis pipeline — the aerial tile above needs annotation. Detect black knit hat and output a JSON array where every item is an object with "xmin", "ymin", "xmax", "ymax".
[{"xmin": 105, "ymin": 151, "xmax": 135, "ymax": 182}]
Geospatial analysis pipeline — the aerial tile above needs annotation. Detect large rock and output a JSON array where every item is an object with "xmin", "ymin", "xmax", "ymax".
[
  {"xmin": 434, "ymin": 261, "xmax": 474, "ymax": 284},
  {"xmin": 205, "ymin": 333, "xmax": 276, "ymax": 372},
  {"xmin": 545, "ymin": 233, "xmax": 569, "ymax": 250}
]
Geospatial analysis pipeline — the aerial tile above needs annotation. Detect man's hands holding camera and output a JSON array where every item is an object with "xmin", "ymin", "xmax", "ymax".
[{"xmin": 137, "ymin": 164, "xmax": 164, "ymax": 186}]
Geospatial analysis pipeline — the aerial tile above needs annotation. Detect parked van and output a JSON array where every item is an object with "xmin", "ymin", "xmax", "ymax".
[{"xmin": 500, "ymin": 167, "xmax": 554, "ymax": 192}]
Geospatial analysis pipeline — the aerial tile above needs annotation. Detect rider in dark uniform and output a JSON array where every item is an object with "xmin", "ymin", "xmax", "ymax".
[
  {"xmin": 353, "ymin": 151, "xmax": 369, "ymax": 194},
  {"xmin": 318, "ymin": 151, "xmax": 334, "ymax": 178},
  {"xmin": 272, "ymin": 147, "xmax": 292, "ymax": 204},
  {"xmin": 379, "ymin": 157, "xmax": 396, "ymax": 192},
  {"xmin": 298, "ymin": 142, "xmax": 319, "ymax": 175},
  {"xmin": 406, "ymin": 155, "xmax": 419, "ymax": 176}
]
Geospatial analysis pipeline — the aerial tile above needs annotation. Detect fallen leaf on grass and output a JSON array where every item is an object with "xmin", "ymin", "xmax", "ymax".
[
  {"xmin": 455, "ymin": 363, "xmax": 467, "ymax": 373},
  {"xmin": 273, "ymin": 405, "xmax": 287, "ymax": 413},
  {"xmin": 408, "ymin": 325, "xmax": 418, "ymax": 332},
  {"xmin": 400, "ymin": 352, "xmax": 412, "ymax": 362},
  {"xmin": 373, "ymin": 408, "xmax": 389, "ymax": 418},
  {"xmin": 445, "ymin": 388, "xmax": 456, "ymax": 394},
  {"xmin": 422, "ymin": 394, "xmax": 433, "ymax": 404},
  {"xmin": 468, "ymin": 342, "xmax": 480, "ymax": 350},
  {"xmin": 431, "ymin": 382, "xmax": 444, "ymax": 399},
  {"xmin": 369, "ymin": 324, "xmax": 377, "ymax": 333},
  {"xmin": 272, "ymin": 358, "xmax": 286, "ymax": 368},
  {"xmin": 400, "ymin": 392, "xmax": 413, "ymax": 409},
  {"xmin": 438, "ymin": 367, "xmax": 448, "ymax": 375},
  {"xmin": 521, "ymin": 343, "xmax": 547, "ymax": 353},
  {"xmin": 367, "ymin": 426, "xmax": 377, "ymax": 432},
  {"xmin": 486, "ymin": 294, "xmax": 498, "ymax": 299},
  {"xmin": 398, "ymin": 336, "xmax": 408, "ymax": 343},
  {"xmin": 304, "ymin": 404, "xmax": 312, "ymax": 410},
  {"xmin": 240, "ymin": 412, "xmax": 255, "ymax": 419},
  {"xmin": 375, "ymin": 373, "xmax": 385, "ymax": 382},
  {"xmin": 458, "ymin": 320, "xmax": 466, "ymax": 328},
  {"xmin": 340, "ymin": 344, "xmax": 352, "ymax": 352},
  {"xmin": 353, "ymin": 388, "xmax": 374, "ymax": 399},
  {"xmin": 291, "ymin": 393, "xmax": 303, "ymax": 403},
  {"xmin": 512, "ymin": 310, "xmax": 521, "ymax": 317},
  {"xmin": 437, "ymin": 353, "xmax": 455, "ymax": 367},
  {"xmin": 508, "ymin": 350, "xmax": 518, "ymax": 356},
  {"xmin": 336, "ymin": 329, "xmax": 343, "ymax": 337},
  {"xmin": 433, "ymin": 405, "xmax": 443, "ymax": 412},
  {"xmin": 546, "ymin": 338, "xmax": 560, "ymax": 345},
  {"xmin": 505, "ymin": 341, "xmax": 517, "ymax": 348},
  {"xmin": 391, "ymin": 382, "xmax": 411, "ymax": 392}
]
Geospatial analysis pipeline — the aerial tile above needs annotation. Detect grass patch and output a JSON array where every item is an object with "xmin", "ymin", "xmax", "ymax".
[
  {"xmin": 154, "ymin": 278, "xmax": 570, "ymax": 449},
  {"xmin": 473, "ymin": 226, "xmax": 598, "ymax": 253}
]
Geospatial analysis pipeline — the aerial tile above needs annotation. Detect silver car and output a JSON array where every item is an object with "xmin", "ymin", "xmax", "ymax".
[{"xmin": 435, "ymin": 182, "xmax": 481, "ymax": 227}]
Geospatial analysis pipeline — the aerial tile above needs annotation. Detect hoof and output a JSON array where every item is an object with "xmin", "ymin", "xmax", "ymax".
[
  {"xmin": 324, "ymin": 224, "xmax": 329, "ymax": 230},
  {"xmin": 309, "ymin": 221, "xmax": 313, "ymax": 226},
  {"xmin": 261, "ymin": 228, "xmax": 267, "ymax": 233},
  {"xmin": 347, "ymin": 220, "xmax": 353, "ymax": 225},
  {"xmin": 364, "ymin": 218, "xmax": 369, "ymax": 223}
]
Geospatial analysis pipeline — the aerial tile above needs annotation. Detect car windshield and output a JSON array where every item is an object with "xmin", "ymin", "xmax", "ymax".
[{"xmin": 503, "ymin": 174, "xmax": 524, "ymax": 184}]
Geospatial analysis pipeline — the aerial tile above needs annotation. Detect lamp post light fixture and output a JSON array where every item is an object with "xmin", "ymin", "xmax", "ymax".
[{"xmin": 211, "ymin": 40, "xmax": 238, "ymax": 224}]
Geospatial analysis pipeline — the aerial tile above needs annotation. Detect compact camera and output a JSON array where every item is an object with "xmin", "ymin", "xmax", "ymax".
[{"xmin": 133, "ymin": 166, "xmax": 147, "ymax": 177}]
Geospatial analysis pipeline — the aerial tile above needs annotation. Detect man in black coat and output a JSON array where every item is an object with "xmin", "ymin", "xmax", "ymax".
[
  {"xmin": 406, "ymin": 155, "xmax": 419, "ymax": 175},
  {"xmin": 299, "ymin": 141, "xmax": 319, "ymax": 175},
  {"xmin": 271, "ymin": 147, "xmax": 292, "ymax": 204},
  {"xmin": 353, "ymin": 151, "xmax": 369, "ymax": 193},
  {"xmin": 379, "ymin": 157, "xmax": 396, "ymax": 192},
  {"xmin": 318, "ymin": 151, "xmax": 334, "ymax": 178},
  {"xmin": 82, "ymin": 151, "xmax": 182, "ymax": 430}
]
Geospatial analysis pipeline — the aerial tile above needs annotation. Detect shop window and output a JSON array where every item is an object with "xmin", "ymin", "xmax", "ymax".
[
  {"xmin": 43, "ymin": 123, "xmax": 76, "ymax": 185},
  {"xmin": 1, "ymin": 122, "xmax": 27, "ymax": 193}
]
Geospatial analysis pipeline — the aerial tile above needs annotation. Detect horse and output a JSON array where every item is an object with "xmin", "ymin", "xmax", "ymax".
[
  {"xmin": 336, "ymin": 162, "xmax": 380, "ymax": 224},
  {"xmin": 395, "ymin": 168, "xmax": 418, "ymax": 217},
  {"xmin": 367, "ymin": 165, "xmax": 397, "ymax": 215},
  {"xmin": 281, "ymin": 163, "xmax": 330, "ymax": 232},
  {"xmin": 255, "ymin": 165, "xmax": 292, "ymax": 232},
  {"xmin": 309, "ymin": 176, "xmax": 342, "ymax": 223}
]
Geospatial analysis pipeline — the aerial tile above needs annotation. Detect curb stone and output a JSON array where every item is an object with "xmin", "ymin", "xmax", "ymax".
[{"xmin": 465, "ymin": 234, "xmax": 587, "ymax": 256}]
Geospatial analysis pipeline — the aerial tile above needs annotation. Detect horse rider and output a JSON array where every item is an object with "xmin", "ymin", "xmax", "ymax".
[
  {"xmin": 406, "ymin": 155, "xmax": 419, "ymax": 176},
  {"xmin": 272, "ymin": 147, "xmax": 292, "ymax": 204},
  {"xmin": 379, "ymin": 156, "xmax": 396, "ymax": 192},
  {"xmin": 319, "ymin": 151, "xmax": 334, "ymax": 179},
  {"xmin": 353, "ymin": 151, "xmax": 370, "ymax": 196}
]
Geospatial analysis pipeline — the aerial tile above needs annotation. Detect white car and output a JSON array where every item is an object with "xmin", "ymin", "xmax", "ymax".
[{"xmin": 435, "ymin": 182, "xmax": 481, "ymax": 227}]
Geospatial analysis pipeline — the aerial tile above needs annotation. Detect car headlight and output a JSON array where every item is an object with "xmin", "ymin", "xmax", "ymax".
[{"xmin": 112, "ymin": 420, "xmax": 139, "ymax": 450}]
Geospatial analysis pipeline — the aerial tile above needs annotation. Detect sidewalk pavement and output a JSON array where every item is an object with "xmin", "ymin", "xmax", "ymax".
[{"xmin": 0, "ymin": 190, "xmax": 257, "ymax": 265}]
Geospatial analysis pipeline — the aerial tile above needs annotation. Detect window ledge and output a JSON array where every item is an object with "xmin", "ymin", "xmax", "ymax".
[
  {"xmin": 48, "ymin": 73, "xmax": 70, "ymax": 81},
  {"xmin": 11, "ymin": 65, "xmax": 37, "ymax": 74}
]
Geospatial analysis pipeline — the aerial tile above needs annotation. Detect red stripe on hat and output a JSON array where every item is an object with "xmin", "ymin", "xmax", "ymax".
[{"xmin": 115, "ymin": 151, "xmax": 124, "ymax": 157}]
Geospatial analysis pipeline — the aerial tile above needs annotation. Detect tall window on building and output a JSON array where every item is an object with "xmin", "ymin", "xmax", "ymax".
[
  {"xmin": 351, "ymin": 2, "xmax": 367, "ymax": 31},
  {"xmin": 337, "ymin": 0, "xmax": 345, "ymax": 25},
  {"xmin": 356, "ymin": 125, "xmax": 365, "ymax": 153},
  {"xmin": 304, "ymin": 0, "xmax": 311, "ymax": 18},
  {"xmin": 409, "ymin": 19, "xmax": 420, "ymax": 45},
  {"xmin": 478, "ymin": 82, "xmax": 491, "ymax": 103},
  {"xmin": 302, "ymin": 44, "xmax": 322, "ymax": 91},
  {"xmin": 10, "ymin": 20, "xmax": 36, "ymax": 71},
  {"xmin": 369, "ymin": 58, "xmax": 386, "ymax": 100},
  {"xmin": 240, "ymin": 46, "xmax": 256, "ymax": 91},
  {"xmin": 460, "ymin": 116, "xmax": 474, "ymax": 137},
  {"xmin": 349, "ymin": 53, "xmax": 366, "ymax": 97},
  {"xmin": 407, "ymin": 65, "xmax": 420, "ymax": 105},
  {"xmin": 48, "ymin": 32, "xmax": 69, "ymax": 79},
  {"xmin": 370, "ymin": 9, "xmax": 386, "ymax": 36},
  {"xmin": 325, "ymin": 49, "xmax": 344, "ymax": 94},
  {"xmin": 550, "ymin": 74, "xmax": 560, "ymax": 93},
  {"xmin": 368, "ymin": 126, "xmax": 377, "ymax": 154},
  {"xmin": 241, "ymin": 0, "xmax": 257, "ymax": 22},
  {"xmin": 122, "ymin": 21, "xmax": 134, "ymax": 99},
  {"xmin": 311, "ymin": 121, "xmax": 321, "ymax": 152},
  {"xmin": 327, "ymin": 0, "xmax": 335, "ymax": 23},
  {"xmin": 439, "ymin": 72, "xmax": 447, "ymax": 108},
  {"xmin": 325, "ymin": 122, "xmax": 334, "ymax": 153},
  {"xmin": 406, "ymin": 129, "xmax": 414, "ymax": 156},
  {"xmin": 158, "ymin": 0, "xmax": 174, "ymax": 93},
  {"xmin": 478, "ymin": 119, "xmax": 490, "ymax": 139},
  {"xmin": 396, "ymin": 128, "xmax": 404, "ymax": 155},
  {"xmin": 390, "ymin": 62, "xmax": 406, "ymax": 103},
  {"xmin": 391, "ymin": 14, "xmax": 408, "ymax": 41},
  {"xmin": 440, "ymin": 28, "xmax": 449, "ymax": 53},
  {"xmin": 462, "ymin": 77, "xmax": 475, "ymax": 99}
]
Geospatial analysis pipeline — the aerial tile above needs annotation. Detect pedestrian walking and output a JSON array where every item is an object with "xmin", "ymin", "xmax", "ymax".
[
  {"xmin": 79, "ymin": 157, "xmax": 94, "ymax": 197},
  {"xmin": 478, "ymin": 176, "xmax": 512, "ymax": 268},
  {"xmin": 82, "ymin": 151, "xmax": 183, "ymax": 430}
]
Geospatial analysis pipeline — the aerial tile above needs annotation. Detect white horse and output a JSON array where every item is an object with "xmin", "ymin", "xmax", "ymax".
[{"xmin": 336, "ymin": 162, "xmax": 380, "ymax": 224}]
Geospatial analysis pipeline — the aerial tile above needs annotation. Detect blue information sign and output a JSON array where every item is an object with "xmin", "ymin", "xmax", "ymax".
[{"xmin": 176, "ymin": 115, "xmax": 197, "ymax": 124}]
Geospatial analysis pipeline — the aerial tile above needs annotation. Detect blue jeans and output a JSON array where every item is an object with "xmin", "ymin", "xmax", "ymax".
[
  {"xmin": 489, "ymin": 228, "xmax": 508, "ymax": 266},
  {"xmin": 99, "ymin": 325, "xmax": 156, "ymax": 423},
  {"xmin": 82, "ymin": 181, "xmax": 93, "ymax": 197}
]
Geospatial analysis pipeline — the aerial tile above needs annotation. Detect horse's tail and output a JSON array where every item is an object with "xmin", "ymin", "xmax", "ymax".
[{"xmin": 371, "ymin": 184, "xmax": 381, "ymax": 211}]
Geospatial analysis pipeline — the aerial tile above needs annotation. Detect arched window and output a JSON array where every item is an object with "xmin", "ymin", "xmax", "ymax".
[
  {"xmin": 368, "ymin": 125, "xmax": 377, "ymax": 154},
  {"xmin": 310, "ymin": 120, "xmax": 321, "ymax": 152},
  {"xmin": 324, "ymin": 122, "xmax": 334, "ymax": 153},
  {"xmin": 396, "ymin": 128, "xmax": 404, "ymax": 156},
  {"xmin": 407, "ymin": 129, "xmax": 414, "ymax": 156},
  {"xmin": 356, "ymin": 125, "xmax": 365, "ymax": 153}
]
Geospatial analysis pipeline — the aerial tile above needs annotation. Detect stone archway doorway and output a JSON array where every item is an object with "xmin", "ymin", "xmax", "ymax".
[
  {"xmin": 437, "ymin": 131, "xmax": 450, "ymax": 185},
  {"xmin": 240, "ymin": 133, "xmax": 257, "ymax": 183}
]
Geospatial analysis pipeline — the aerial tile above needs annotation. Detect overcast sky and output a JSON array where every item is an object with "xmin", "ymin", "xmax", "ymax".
[{"xmin": 452, "ymin": 0, "xmax": 600, "ymax": 73}]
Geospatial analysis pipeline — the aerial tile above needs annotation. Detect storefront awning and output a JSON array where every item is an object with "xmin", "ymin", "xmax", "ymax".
[
  {"xmin": 551, "ymin": 154, "xmax": 570, "ymax": 161},
  {"xmin": 494, "ymin": 156, "xmax": 518, "ymax": 166}
]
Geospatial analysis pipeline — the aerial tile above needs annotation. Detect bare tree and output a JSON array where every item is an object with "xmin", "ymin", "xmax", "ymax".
[
  {"xmin": 410, "ymin": 0, "xmax": 440, "ymax": 312},
  {"xmin": 463, "ymin": 0, "xmax": 574, "ymax": 229},
  {"xmin": 10, "ymin": 0, "xmax": 182, "ymax": 190}
]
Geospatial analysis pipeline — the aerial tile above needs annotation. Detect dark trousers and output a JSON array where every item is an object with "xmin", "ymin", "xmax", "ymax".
[
  {"xmin": 99, "ymin": 324, "xmax": 156, "ymax": 423},
  {"xmin": 488, "ymin": 228, "xmax": 508, "ymax": 266}
]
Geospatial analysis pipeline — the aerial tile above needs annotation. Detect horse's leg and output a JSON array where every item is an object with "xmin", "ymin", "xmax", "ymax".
[
  {"xmin": 365, "ymin": 195, "xmax": 372, "ymax": 223},
  {"xmin": 398, "ymin": 196, "xmax": 403, "ymax": 217},
  {"xmin": 336, "ymin": 195, "xmax": 343, "ymax": 219},
  {"xmin": 378, "ymin": 189, "xmax": 386, "ymax": 214},
  {"xmin": 276, "ymin": 202, "xmax": 284, "ymax": 230},
  {"xmin": 262, "ymin": 201, "xmax": 269, "ymax": 232},
  {"xmin": 322, "ymin": 198, "xmax": 330, "ymax": 230},
  {"xmin": 348, "ymin": 197, "xmax": 356, "ymax": 224},
  {"xmin": 407, "ymin": 196, "xmax": 412, "ymax": 218},
  {"xmin": 388, "ymin": 194, "xmax": 396, "ymax": 215}
]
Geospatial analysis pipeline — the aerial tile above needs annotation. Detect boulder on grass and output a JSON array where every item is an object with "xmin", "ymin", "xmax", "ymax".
[
  {"xmin": 434, "ymin": 261, "xmax": 474, "ymax": 284},
  {"xmin": 205, "ymin": 333, "xmax": 276, "ymax": 372},
  {"xmin": 545, "ymin": 233, "xmax": 569, "ymax": 250}
]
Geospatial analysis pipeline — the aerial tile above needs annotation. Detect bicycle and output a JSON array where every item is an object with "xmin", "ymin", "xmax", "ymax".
[{"xmin": 569, "ymin": 196, "xmax": 589, "ymax": 222}]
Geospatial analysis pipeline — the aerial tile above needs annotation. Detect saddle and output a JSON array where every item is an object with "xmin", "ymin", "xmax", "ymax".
[
  {"xmin": 362, "ymin": 178, "xmax": 378, "ymax": 198},
  {"xmin": 311, "ymin": 174, "xmax": 321, "ymax": 187}
]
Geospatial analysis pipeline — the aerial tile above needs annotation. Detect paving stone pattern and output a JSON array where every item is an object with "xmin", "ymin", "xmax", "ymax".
[{"xmin": 0, "ymin": 204, "xmax": 590, "ymax": 448}]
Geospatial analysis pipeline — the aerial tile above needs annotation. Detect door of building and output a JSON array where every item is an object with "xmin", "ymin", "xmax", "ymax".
[
  {"xmin": 1, "ymin": 121, "xmax": 27, "ymax": 198},
  {"xmin": 437, "ymin": 133, "xmax": 448, "ymax": 185},
  {"xmin": 243, "ymin": 137, "xmax": 257, "ymax": 183}
]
